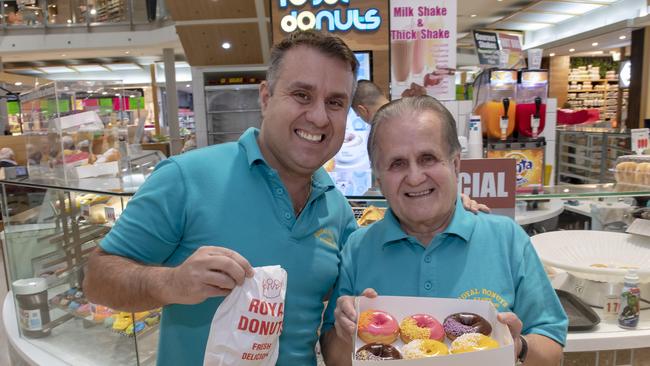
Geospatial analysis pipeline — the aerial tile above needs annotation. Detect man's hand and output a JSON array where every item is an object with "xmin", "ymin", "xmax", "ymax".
[
  {"xmin": 460, "ymin": 193, "xmax": 491, "ymax": 214},
  {"xmin": 498, "ymin": 312, "xmax": 524, "ymax": 360},
  {"xmin": 164, "ymin": 246, "xmax": 254, "ymax": 305},
  {"xmin": 334, "ymin": 288, "xmax": 378, "ymax": 343}
]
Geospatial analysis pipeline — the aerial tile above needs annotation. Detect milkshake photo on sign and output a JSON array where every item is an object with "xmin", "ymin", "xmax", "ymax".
[{"xmin": 390, "ymin": 0, "xmax": 457, "ymax": 100}]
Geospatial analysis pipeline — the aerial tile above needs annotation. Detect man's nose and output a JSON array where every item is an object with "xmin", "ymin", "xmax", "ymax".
[
  {"xmin": 305, "ymin": 101, "xmax": 329, "ymax": 127},
  {"xmin": 405, "ymin": 163, "xmax": 427, "ymax": 186}
]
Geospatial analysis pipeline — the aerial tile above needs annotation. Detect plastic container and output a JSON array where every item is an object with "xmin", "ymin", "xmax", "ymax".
[
  {"xmin": 12, "ymin": 278, "xmax": 51, "ymax": 338},
  {"xmin": 618, "ymin": 269, "xmax": 640, "ymax": 329},
  {"xmin": 476, "ymin": 99, "xmax": 516, "ymax": 140},
  {"xmin": 614, "ymin": 155, "xmax": 650, "ymax": 185}
]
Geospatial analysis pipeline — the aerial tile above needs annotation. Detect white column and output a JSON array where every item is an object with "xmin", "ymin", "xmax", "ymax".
[{"xmin": 163, "ymin": 48, "xmax": 182, "ymax": 155}]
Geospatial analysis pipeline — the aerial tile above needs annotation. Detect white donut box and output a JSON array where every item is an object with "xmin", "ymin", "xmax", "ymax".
[{"xmin": 353, "ymin": 296, "xmax": 515, "ymax": 366}]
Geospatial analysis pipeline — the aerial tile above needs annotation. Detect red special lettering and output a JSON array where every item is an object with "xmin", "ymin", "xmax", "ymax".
[{"xmin": 252, "ymin": 342, "xmax": 272, "ymax": 350}]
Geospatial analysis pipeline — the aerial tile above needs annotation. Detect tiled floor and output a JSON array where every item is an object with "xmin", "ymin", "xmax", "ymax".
[{"xmin": 1, "ymin": 244, "xmax": 12, "ymax": 366}]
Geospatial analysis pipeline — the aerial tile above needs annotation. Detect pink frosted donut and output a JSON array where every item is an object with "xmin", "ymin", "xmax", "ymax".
[
  {"xmin": 400, "ymin": 314, "xmax": 445, "ymax": 343},
  {"xmin": 357, "ymin": 310, "xmax": 400, "ymax": 344}
]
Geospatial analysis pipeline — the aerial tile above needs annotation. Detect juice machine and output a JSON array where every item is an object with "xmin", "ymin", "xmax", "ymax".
[
  {"xmin": 516, "ymin": 69, "xmax": 548, "ymax": 138},
  {"xmin": 473, "ymin": 69, "xmax": 517, "ymax": 141}
]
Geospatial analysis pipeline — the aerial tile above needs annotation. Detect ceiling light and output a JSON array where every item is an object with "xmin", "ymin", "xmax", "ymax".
[
  {"xmin": 125, "ymin": 51, "xmax": 130, "ymax": 54},
  {"xmin": 52, "ymin": 4, "xmax": 56, "ymax": 7},
  {"xmin": 87, "ymin": 90, "xmax": 93, "ymax": 93},
  {"xmin": 115, "ymin": 93, "xmax": 121, "ymax": 97},
  {"xmin": 90, "ymin": 8, "xmax": 97, "ymax": 15},
  {"xmin": 569, "ymin": 48, "xmax": 575, "ymax": 52},
  {"xmin": 130, "ymin": 95, "xmax": 136, "ymax": 98},
  {"xmin": 14, "ymin": 82, "xmax": 23, "ymax": 86},
  {"xmin": 593, "ymin": 51, "xmax": 604, "ymax": 55},
  {"xmin": 3, "ymin": 3, "xmax": 7, "ymax": 7},
  {"xmin": 550, "ymin": 53, "xmax": 556, "ymax": 57},
  {"xmin": 101, "ymin": 92, "xmax": 108, "ymax": 95},
  {"xmin": 186, "ymin": 84, "xmax": 191, "ymax": 88},
  {"xmin": 72, "ymin": 65, "xmax": 107, "ymax": 72},
  {"xmin": 619, "ymin": 35, "xmax": 627, "ymax": 40},
  {"xmin": 470, "ymin": 14, "xmax": 477, "ymax": 18},
  {"xmin": 221, "ymin": 42, "xmax": 231, "ymax": 49},
  {"xmin": 592, "ymin": 42, "xmax": 599, "ymax": 46},
  {"xmin": 67, "ymin": 19, "xmax": 72, "ymax": 24}
]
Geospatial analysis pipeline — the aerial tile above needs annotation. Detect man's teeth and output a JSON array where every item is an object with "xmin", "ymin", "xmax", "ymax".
[
  {"xmin": 297, "ymin": 130, "xmax": 323, "ymax": 142},
  {"xmin": 406, "ymin": 189, "xmax": 433, "ymax": 197}
]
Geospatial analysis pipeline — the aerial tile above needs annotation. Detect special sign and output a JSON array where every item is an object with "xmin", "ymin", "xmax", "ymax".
[{"xmin": 458, "ymin": 158, "xmax": 516, "ymax": 210}]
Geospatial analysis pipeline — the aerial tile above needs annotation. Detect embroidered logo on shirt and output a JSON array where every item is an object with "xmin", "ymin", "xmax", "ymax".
[
  {"xmin": 315, "ymin": 228, "xmax": 337, "ymax": 249},
  {"xmin": 458, "ymin": 288, "xmax": 510, "ymax": 310}
]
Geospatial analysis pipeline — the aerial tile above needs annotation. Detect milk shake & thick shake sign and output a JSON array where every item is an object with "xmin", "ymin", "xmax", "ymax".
[{"xmin": 390, "ymin": 0, "xmax": 457, "ymax": 100}]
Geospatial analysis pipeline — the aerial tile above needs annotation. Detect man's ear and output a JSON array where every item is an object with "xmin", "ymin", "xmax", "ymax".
[
  {"xmin": 453, "ymin": 153, "xmax": 461, "ymax": 176},
  {"xmin": 356, "ymin": 104, "xmax": 370, "ymax": 123},
  {"xmin": 259, "ymin": 81, "xmax": 271, "ymax": 114}
]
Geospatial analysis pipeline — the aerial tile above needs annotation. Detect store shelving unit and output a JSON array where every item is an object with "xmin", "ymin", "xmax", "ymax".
[
  {"xmin": 566, "ymin": 79, "xmax": 621, "ymax": 120},
  {"xmin": 204, "ymin": 84, "xmax": 261, "ymax": 145},
  {"xmin": 95, "ymin": 0, "xmax": 126, "ymax": 23},
  {"xmin": 556, "ymin": 128, "xmax": 631, "ymax": 184}
]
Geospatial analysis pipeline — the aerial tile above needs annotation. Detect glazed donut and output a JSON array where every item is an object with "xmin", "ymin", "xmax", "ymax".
[
  {"xmin": 355, "ymin": 343, "xmax": 402, "ymax": 360},
  {"xmin": 402, "ymin": 339, "xmax": 449, "ymax": 359},
  {"xmin": 399, "ymin": 314, "xmax": 445, "ymax": 343},
  {"xmin": 357, "ymin": 310, "xmax": 400, "ymax": 344},
  {"xmin": 449, "ymin": 332, "xmax": 499, "ymax": 354},
  {"xmin": 443, "ymin": 312, "xmax": 492, "ymax": 340}
]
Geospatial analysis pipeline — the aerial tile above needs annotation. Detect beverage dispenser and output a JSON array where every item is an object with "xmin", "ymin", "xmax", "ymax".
[
  {"xmin": 516, "ymin": 70, "xmax": 548, "ymax": 138},
  {"xmin": 473, "ymin": 69, "xmax": 517, "ymax": 140}
]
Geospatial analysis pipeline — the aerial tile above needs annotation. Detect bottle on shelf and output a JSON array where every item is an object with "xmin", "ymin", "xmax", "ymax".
[{"xmin": 618, "ymin": 269, "xmax": 640, "ymax": 329}]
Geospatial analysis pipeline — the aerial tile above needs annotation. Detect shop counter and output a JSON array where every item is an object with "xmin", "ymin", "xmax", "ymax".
[{"xmin": 515, "ymin": 199, "xmax": 564, "ymax": 225}]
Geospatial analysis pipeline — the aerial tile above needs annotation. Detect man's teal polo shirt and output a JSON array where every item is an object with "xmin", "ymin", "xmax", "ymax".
[
  {"xmin": 323, "ymin": 196, "xmax": 568, "ymax": 347},
  {"xmin": 101, "ymin": 128, "xmax": 358, "ymax": 366}
]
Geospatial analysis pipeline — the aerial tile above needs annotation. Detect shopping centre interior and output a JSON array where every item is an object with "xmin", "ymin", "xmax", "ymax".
[{"xmin": 2, "ymin": 0, "xmax": 650, "ymax": 365}]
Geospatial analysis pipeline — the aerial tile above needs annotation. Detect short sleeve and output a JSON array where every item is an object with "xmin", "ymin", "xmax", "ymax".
[
  {"xmin": 100, "ymin": 158, "xmax": 187, "ymax": 265},
  {"xmin": 321, "ymin": 232, "xmax": 358, "ymax": 334},
  {"xmin": 513, "ymin": 231, "xmax": 568, "ymax": 346}
]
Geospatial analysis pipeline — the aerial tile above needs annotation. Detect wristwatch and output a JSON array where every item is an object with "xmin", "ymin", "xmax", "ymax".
[{"xmin": 516, "ymin": 334, "xmax": 528, "ymax": 365}]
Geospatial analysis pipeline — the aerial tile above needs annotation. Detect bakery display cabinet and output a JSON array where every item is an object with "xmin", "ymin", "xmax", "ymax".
[{"xmin": 1, "ymin": 174, "xmax": 161, "ymax": 365}]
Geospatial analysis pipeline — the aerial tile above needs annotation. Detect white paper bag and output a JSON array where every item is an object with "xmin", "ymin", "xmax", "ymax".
[{"xmin": 203, "ymin": 265, "xmax": 287, "ymax": 366}]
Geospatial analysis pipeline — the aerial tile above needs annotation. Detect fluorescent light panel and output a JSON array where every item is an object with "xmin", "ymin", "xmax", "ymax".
[
  {"xmin": 71, "ymin": 65, "xmax": 107, "ymax": 72},
  {"xmin": 105, "ymin": 63, "xmax": 141, "ymax": 71},
  {"xmin": 38, "ymin": 66, "xmax": 75, "ymax": 74},
  {"xmin": 528, "ymin": 2, "xmax": 604, "ymax": 15},
  {"xmin": 496, "ymin": 21, "xmax": 551, "ymax": 31},
  {"xmin": 509, "ymin": 12, "xmax": 574, "ymax": 24}
]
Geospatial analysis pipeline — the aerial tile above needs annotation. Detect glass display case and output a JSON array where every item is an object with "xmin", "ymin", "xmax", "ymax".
[
  {"xmin": 19, "ymin": 81, "xmax": 151, "ymax": 182},
  {"xmin": 1, "ymin": 176, "xmax": 163, "ymax": 365}
]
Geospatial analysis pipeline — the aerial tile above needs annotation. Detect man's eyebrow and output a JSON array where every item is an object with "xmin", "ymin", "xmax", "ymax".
[{"xmin": 287, "ymin": 81, "xmax": 315, "ymax": 91}]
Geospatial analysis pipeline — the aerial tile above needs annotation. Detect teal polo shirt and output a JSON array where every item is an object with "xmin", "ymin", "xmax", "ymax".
[
  {"xmin": 101, "ymin": 128, "xmax": 358, "ymax": 366},
  {"xmin": 323, "ymin": 196, "xmax": 568, "ymax": 347}
]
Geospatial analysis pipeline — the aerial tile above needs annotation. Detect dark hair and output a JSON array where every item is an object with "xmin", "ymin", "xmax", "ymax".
[
  {"xmin": 367, "ymin": 96, "xmax": 461, "ymax": 170},
  {"xmin": 351, "ymin": 80, "xmax": 386, "ymax": 114},
  {"xmin": 266, "ymin": 30, "xmax": 359, "ymax": 93}
]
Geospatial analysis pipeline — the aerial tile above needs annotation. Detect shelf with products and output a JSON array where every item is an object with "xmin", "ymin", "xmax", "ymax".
[{"xmin": 0, "ymin": 171, "xmax": 167, "ymax": 365}]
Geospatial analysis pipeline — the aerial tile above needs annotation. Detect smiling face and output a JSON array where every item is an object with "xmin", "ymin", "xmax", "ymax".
[
  {"xmin": 374, "ymin": 110, "xmax": 460, "ymax": 236},
  {"xmin": 258, "ymin": 46, "xmax": 354, "ymax": 179}
]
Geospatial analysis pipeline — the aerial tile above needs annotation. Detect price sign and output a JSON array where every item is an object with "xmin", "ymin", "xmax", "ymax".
[
  {"xmin": 104, "ymin": 206, "xmax": 116, "ymax": 223},
  {"xmin": 603, "ymin": 294, "xmax": 620, "ymax": 320},
  {"xmin": 81, "ymin": 205, "xmax": 90, "ymax": 217},
  {"xmin": 631, "ymin": 128, "xmax": 649, "ymax": 155}
]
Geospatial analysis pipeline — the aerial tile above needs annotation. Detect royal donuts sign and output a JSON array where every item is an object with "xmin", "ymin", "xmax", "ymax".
[{"xmin": 276, "ymin": 0, "xmax": 382, "ymax": 33}]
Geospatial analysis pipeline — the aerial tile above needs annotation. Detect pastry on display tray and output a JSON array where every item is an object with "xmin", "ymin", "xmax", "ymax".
[{"xmin": 50, "ymin": 287, "xmax": 161, "ymax": 337}]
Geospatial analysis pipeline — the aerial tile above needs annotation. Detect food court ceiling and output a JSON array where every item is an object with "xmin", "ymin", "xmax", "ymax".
[{"xmin": 1, "ymin": 0, "xmax": 632, "ymax": 82}]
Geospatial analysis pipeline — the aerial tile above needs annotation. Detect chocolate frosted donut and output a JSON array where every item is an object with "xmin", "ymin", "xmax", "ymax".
[
  {"xmin": 443, "ymin": 312, "xmax": 492, "ymax": 341},
  {"xmin": 355, "ymin": 343, "xmax": 403, "ymax": 360}
]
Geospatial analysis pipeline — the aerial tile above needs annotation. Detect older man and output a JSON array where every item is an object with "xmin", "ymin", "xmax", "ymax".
[{"xmin": 321, "ymin": 96, "xmax": 567, "ymax": 366}]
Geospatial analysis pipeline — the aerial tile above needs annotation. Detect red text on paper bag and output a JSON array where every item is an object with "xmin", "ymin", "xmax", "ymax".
[{"xmin": 458, "ymin": 158, "xmax": 516, "ymax": 209}]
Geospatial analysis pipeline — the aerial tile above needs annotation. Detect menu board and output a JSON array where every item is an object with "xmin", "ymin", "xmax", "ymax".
[{"xmin": 389, "ymin": 0, "xmax": 457, "ymax": 100}]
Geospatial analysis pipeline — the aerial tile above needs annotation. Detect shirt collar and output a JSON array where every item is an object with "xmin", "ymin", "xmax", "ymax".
[
  {"xmin": 238, "ymin": 127, "xmax": 335, "ymax": 191},
  {"xmin": 379, "ymin": 195, "xmax": 477, "ymax": 248}
]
